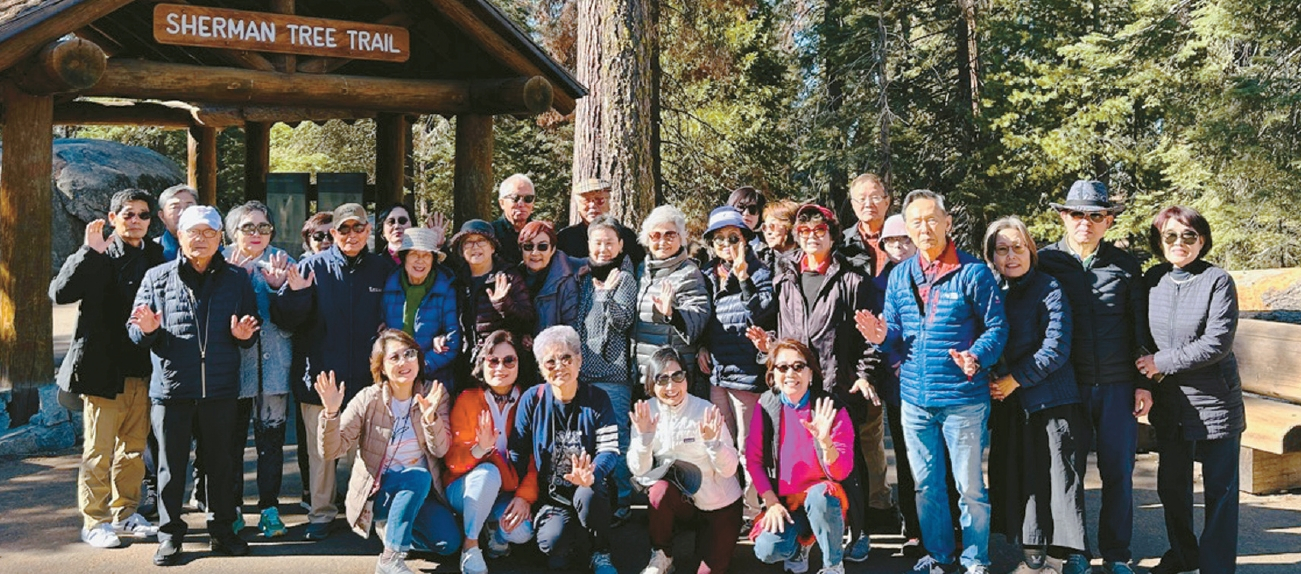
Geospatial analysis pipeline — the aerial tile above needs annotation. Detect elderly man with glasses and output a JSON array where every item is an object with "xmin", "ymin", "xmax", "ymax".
[
  {"xmin": 556, "ymin": 178, "xmax": 646, "ymax": 266},
  {"xmin": 490, "ymin": 173, "xmax": 538, "ymax": 264},
  {"xmin": 1037, "ymin": 180, "xmax": 1152, "ymax": 574}
]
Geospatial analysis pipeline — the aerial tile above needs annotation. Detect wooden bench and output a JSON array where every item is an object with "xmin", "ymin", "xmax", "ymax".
[{"xmin": 1232, "ymin": 319, "xmax": 1301, "ymax": 494}]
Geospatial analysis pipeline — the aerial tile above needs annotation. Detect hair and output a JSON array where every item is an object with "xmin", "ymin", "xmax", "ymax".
[
  {"xmin": 300, "ymin": 211, "xmax": 333, "ymax": 250},
  {"xmin": 726, "ymin": 186, "xmax": 766, "ymax": 213},
  {"xmin": 901, "ymin": 189, "xmax": 948, "ymax": 215},
  {"xmin": 639, "ymin": 205, "xmax": 689, "ymax": 248},
  {"xmin": 982, "ymin": 216, "xmax": 1039, "ymax": 273},
  {"xmin": 110, "ymin": 189, "xmax": 155, "ymax": 214},
  {"xmin": 533, "ymin": 325, "xmax": 581, "ymax": 363},
  {"xmin": 1148, "ymin": 205, "xmax": 1213, "ymax": 260},
  {"xmin": 764, "ymin": 338, "xmax": 824, "ymax": 391},
  {"xmin": 470, "ymin": 330, "xmax": 520, "ymax": 387},
  {"xmin": 224, "ymin": 200, "xmax": 274, "ymax": 242},
  {"xmin": 159, "ymin": 184, "xmax": 197, "ymax": 207},
  {"xmin": 375, "ymin": 203, "xmax": 412, "ymax": 247},
  {"xmin": 587, "ymin": 214, "xmax": 623, "ymax": 239},
  {"xmin": 850, "ymin": 173, "xmax": 887, "ymax": 196},
  {"xmin": 794, "ymin": 204, "xmax": 842, "ymax": 242},
  {"xmin": 499, "ymin": 173, "xmax": 535, "ymax": 198},
  {"xmin": 763, "ymin": 199, "xmax": 799, "ymax": 225},
  {"xmin": 518, "ymin": 220, "xmax": 558, "ymax": 247},
  {"xmin": 369, "ymin": 329, "xmax": 424, "ymax": 385},
  {"xmin": 642, "ymin": 346, "xmax": 687, "ymax": 396}
]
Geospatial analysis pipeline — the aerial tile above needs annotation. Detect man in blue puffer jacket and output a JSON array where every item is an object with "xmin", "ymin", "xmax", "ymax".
[{"xmin": 862, "ymin": 190, "xmax": 1007, "ymax": 574}]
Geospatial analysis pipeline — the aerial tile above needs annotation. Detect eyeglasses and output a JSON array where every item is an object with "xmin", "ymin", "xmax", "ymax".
[
  {"xmin": 462, "ymin": 238, "xmax": 489, "ymax": 250},
  {"xmin": 772, "ymin": 361, "xmax": 809, "ymax": 374},
  {"xmin": 504, "ymin": 194, "xmax": 536, "ymax": 204},
  {"xmin": 851, "ymin": 195, "xmax": 888, "ymax": 205},
  {"xmin": 654, "ymin": 370, "xmax": 688, "ymax": 385},
  {"xmin": 484, "ymin": 355, "xmax": 519, "ymax": 369},
  {"xmin": 1064, "ymin": 211, "xmax": 1108, "ymax": 224},
  {"xmin": 711, "ymin": 234, "xmax": 743, "ymax": 247},
  {"xmin": 336, "ymin": 222, "xmax": 368, "ymax": 236},
  {"xmin": 310, "ymin": 231, "xmax": 331, "ymax": 243},
  {"xmin": 795, "ymin": 224, "xmax": 829, "ymax": 238},
  {"xmin": 238, "ymin": 222, "xmax": 274, "ymax": 236},
  {"xmin": 994, "ymin": 244, "xmax": 1028, "ymax": 257},
  {"xmin": 542, "ymin": 354, "xmax": 574, "ymax": 371},
  {"xmin": 385, "ymin": 348, "xmax": 419, "ymax": 365},
  {"xmin": 883, "ymin": 237, "xmax": 911, "ymax": 247},
  {"xmin": 735, "ymin": 204, "xmax": 759, "ymax": 216},
  {"xmin": 118, "ymin": 210, "xmax": 152, "ymax": 221},
  {"xmin": 762, "ymin": 222, "xmax": 791, "ymax": 233},
  {"xmin": 578, "ymin": 193, "xmax": 609, "ymax": 206},
  {"xmin": 183, "ymin": 228, "xmax": 220, "ymax": 239},
  {"xmin": 1162, "ymin": 230, "xmax": 1200, "ymax": 246},
  {"xmin": 520, "ymin": 242, "xmax": 551, "ymax": 252},
  {"xmin": 385, "ymin": 216, "xmax": 410, "ymax": 226},
  {"xmin": 648, "ymin": 230, "xmax": 680, "ymax": 243}
]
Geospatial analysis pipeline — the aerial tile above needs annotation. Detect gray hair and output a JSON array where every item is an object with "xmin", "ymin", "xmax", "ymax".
[
  {"xmin": 902, "ymin": 189, "xmax": 948, "ymax": 215},
  {"xmin": 498, "ymin": 173, "xmax": 535, "ymax": 198},
  {"xmin": 587, "ymin": 214, "xmax": 622, "ymax": 239},
  {"xmin": 225, "ymin": 200, "xmax": 273, "ymax": 242},
  {"xmin": 639, "ymin": 205, "xmax": 688, "ymax": 247},
  {"xmin": 160, "ymin": 184, "xmax": 198, "ymax": 206},
  {"xmin": 533, "ymin": 325, "xmax": 581, "ymax": 362}
]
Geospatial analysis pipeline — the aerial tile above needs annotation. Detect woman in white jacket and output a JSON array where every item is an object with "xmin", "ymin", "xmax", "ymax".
[{"xmin": 630, "ymin": 346, "xmax": 744, "ymax": 574}]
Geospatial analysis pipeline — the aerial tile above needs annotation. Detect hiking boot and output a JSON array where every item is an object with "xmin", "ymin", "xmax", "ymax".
[
  {"xmin": 81, "ymin": 523, "xmax": 122, "ymax": 549},
  {"xmin": 258, "ymin": 507, "xmax": 287, "ymax": 538}
]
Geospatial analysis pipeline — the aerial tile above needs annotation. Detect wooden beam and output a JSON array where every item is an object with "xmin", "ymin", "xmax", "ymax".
[
  {"xmin": 375, "ymin": 113, "xmax": 410, "ymax": 208},
  {"xmin": 245, "ymin": 122, "xmax": 271, "ymax": 202},
  {"xmin": 0, "ymin": 81, "xmax": 54, "ymax": 392},
  {"xmin": 270, "ymin": 0, "xmax": 296, "ymax": 74},
  {"xmin": 452, "ymin": 114, "xmax": 494, "ymax": 226},
  {"xmin": 0, "ymin": 0, "xmax": 133, "ymax": 74},
  {"xmin": 187, "ymin": 125, "xmax": 218, "ymax": 205},
  {"xmin": 9, "ymin": 37, "xmax": 107, "ymax": 95},
  {"xmin": 85, "ymin": 60, "xmax": 544, "ymax": 115},
  {"xmin": 470, "ymin": 76, "xmax": 552, "ymax": 115},
  {"xmin": 422, "ymin": 0, "xmax": 577, "ymax": 114},
  {"xmin": 50, "ymin": 100, "xmax": 378, "ymax": 128}
]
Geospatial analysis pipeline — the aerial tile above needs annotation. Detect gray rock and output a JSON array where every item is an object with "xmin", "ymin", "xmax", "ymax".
[{"xmin": 0, "ymin": 383, "xmax": 77, "ymax": 457}]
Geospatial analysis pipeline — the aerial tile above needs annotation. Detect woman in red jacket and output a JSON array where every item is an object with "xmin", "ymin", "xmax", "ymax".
[{"xmin": 445, "ymin": 330, "xmax": 538, "ymax": 574}]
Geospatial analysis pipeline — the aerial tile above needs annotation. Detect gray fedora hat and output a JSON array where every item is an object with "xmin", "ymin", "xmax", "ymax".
[{"xmin": 1050, "ymin": 180, "xmax": 1125, "ymax": 214}]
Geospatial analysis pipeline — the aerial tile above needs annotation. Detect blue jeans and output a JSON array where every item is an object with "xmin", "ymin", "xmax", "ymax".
[
  {"xmin": 373, "ymin": 466, "xmax": 459, "ymax": 555},
  {"xmin": 753, "ymin": 482, "xmax": 845, "ymax": 567},
  {"xmin": 445, "ymin": 463, "xmax": 535, "ymax": 544},
  {"xmin": 901, "ymin": 400, "xmax": 991, "ymax": 569},
  {"xmin": 593, "ymin": 382, "xmax": 633, "ymax": 506},
  {"xmin": 1077, "ymin": 383, "xmax": 1137, "ymax": 563}
]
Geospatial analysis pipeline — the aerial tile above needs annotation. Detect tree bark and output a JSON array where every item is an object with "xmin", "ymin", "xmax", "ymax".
[
  {"xmin": 245, "ymin": 122, "xmax": 271, "ymax": 203},
  {"xmin": 955, "ymin": 0, "xmax": 980, "ymax": 146},
  {"xmin": 877, "ymin": 0, "xmax": 893, "ymax": 192},
  {"xmin": 571, "ymin": 0, "xmax": 657, "ymax": 224},
  {"xmin": 453, "ymin": 114, "xmax": 494, "ymax": 226},
  {"xmin": 823, "ymin": 0, "xmax": 849, "ymax": 215}
]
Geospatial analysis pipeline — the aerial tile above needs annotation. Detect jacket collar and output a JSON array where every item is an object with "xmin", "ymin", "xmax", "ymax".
[
  {"xmin": 535, "ymin": 252, "xmax": 577, "ymax": 297},
  {"xmin": 646, "ymin": 247, "xmax": 691, "ymax": 273}
]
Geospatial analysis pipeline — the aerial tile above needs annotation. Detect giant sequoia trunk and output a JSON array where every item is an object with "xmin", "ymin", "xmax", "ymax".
[{"xmin": 571, "ymin": 0, "xmax": 657, "ymax": 224}]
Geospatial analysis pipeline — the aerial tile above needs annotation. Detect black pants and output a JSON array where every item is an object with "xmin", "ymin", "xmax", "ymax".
[
  {"xmin": 152, "ymin": 397, "xmax": 238, "ymax": 542},
  {"xmin": 534, "ymin": 483, "xmax": 613, "ymax": 567},
  {"xmin": 1156, "ymin": 429, "xmax": 1240, "ymax": 573}
]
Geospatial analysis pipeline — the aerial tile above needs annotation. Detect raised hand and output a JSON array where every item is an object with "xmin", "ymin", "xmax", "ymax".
[
  {"xmin": 631, "ymin": 400, "xmax": 658, "ymax": 435},
  {"xmin": 84, "ymin": 219, "xmax": 110, "ymax": 253},
  {"xmin": 989, "ymin": 374, "xmax": 1020, "ymax": 401},
  {"xmin": 800, "ymin": 397, "xmax": 838, "ymax": 444},
  {"xmin": 652, "ymin": 279, "xmax": 676, "ymax": 317},
  {"xmin": 850, "ymin": 378, "xmax": 881, "ymax": 406},
  {"xmin": 949, "ymin": 349, "xmax": 979, "ymax": 377},
  {"xmin": 501, "ymin": 496, "xmax": 531, "ymax": 533},
  {"xmin": 562, "ymin": 452, "xmax": 595, "ymax": 488},
  {"xmin": 227, "ymin": 249, "xmax": 256, "ymax": 271},
  {"xmin": 732, "ymin": 241, "xmax": 749, "ymax": 281},
  {"xmin": 424, "ymin": 212, "xmax": 448, "ymax": 250},
  {"xmin": 129, "ymin": 304, "xmax": 161, "ymax": 334},
  {"xmin": 745, "ymin": 326, "xmax": 772, "ymax": 354},
  {"xmin": 415, "ymin": 382, "xmax": 446, "ymax": 425},
  {"xmin": 431, "ymin": 335, "xmax": 450, "ymax": 354},
  {"xmin": 699, "ymin": 405, "xmax": 724, "ymax": 442},
  {"xmin": 855, "ymin": 310, "xmax": 886, "ymax": 345},
  {"xmin": 314, "ymin": 371, "xmax": 345, "ymax": 416},
  {"xmin": 230, "ymin": 315, "xmax": 260, "ymax": 340},
  {"xmin": 475, "ymin": 410, "xmax": 499, "ymax": 452},
  {"xmin": 595, "ymin": 267, "xmax": 621, "ymax": 291},
  {"xmin": 286, "ymin": 264, "xmax": 315, "ymax": 291},
  {"xmin": 261, "ymin": 251, "xmax": 291, "ymax": 290},
  {"xmin": 487, "ymin": 273, "xmax": 511, "ymax": 303}
]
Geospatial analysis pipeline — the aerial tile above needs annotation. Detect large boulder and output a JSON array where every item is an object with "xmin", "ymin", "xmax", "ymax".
[{"xmin": 0, "ymin": 138, "xmax": 185, "ymax": 274}]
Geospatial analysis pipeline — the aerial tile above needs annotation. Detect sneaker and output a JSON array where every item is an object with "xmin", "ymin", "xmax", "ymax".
[
  {"xmin": 611, "ymin": 505, "xmax": 632, "ymax": 528},
  {"xmin": 232, "ymin": 509, "xmax": 245, "ymax": 534},
  {"xmin": 1057, "ymin": 554, "xmax": 1091, "ymax": 574},
  {"xmin": 139, "ymin": 486, "xmax": 159, "ymax": 520},
  {"xmin": 1104, "ymin": 562, "xmax": 1135, "ymax": 574},
  {"xmin": 642, "ymin": 548, "xmax": 674, "ymax": 574},
  {"xmin": 376, "ymin": 547, "xmax": 415, "ymax": 574},
  {"xmin": 845, "ymin": 535, "xmax": 871, "ymax": 562},
  {"xmin": 304, "ymin": 521, "xmax": 331, "ymax": 541},
  {"xmin": 591, "ymin": 551, "xmax": 618, "ymax": 574},
  {"xmin": 966, "ymin": 566, "xmax": 991, "ymax": 574},
  {"xmin": 784, "ymin": 543, "xmax": 811, "ymax": 574},
  {"xmin": 913, "ymin": 556, "xmax": 958, "ymax": 574},
  {"xmin": 461, "ymin": 546, "xmax": 488, "ymax": 574},
  {"xmin": 485, "ymin": 523, "xmax": 510, "ymax": 559},
  {"xmin": 113, "ymin": 513, "xmax": 159, "ymax": 537},
  {"xmin": 901, "ymin": 537, "xmax": 926, "ymax": 558},
  {"xmin": 299, "ymin": 492, "xmax": 312, "ymax": 511},
  {"xmin": 1022, "ymin": 547, "xmax": 1047, "ymax": 570},
  {"xmin": 81, "ymin": 523, "xmax": 122, "ymax": 548},
  {"xmin": 818, "ymin": 565, "xmax": 846, "ymax": 574},
  {"xmin": 153, "ymin": 538, "xmax": 181, "ymax": 566},
  {"xmin": 210, "ymin": 531, "xmax": 249, "ymax": 556},
  {"xmin": 258, "ymin": 507, "xmax": 287, "ymax": 538}
]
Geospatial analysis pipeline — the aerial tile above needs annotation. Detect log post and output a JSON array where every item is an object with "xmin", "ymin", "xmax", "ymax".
[
  {"xmin": 10, "ymin": 37, "xmax": 107, "ymax": 95},
  {"xmin": 245, "ymin": 122, "xmax": 271, "ymax": 203},
  {"xmin": 375, "ymin": 113, "xmax": 410, "ymax": 209},
  {"xmin": 270, "ymin": 0, "xmax": 296, "ymax": 73},
  {"xmin": 452, "ymin": 114, "xmax": 494, "ymax": 226},
  {"xmin": 0, "ymin": 81, "xmax": 54, "ymax": 393},
  {"xmin": 187, "ymin": 125, "xmax": 218, "ymax": 205}
]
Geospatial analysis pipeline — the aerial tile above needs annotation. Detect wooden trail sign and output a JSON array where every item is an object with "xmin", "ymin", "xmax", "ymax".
[{"xmin": 153, "ymin": 4, "xmax": 410, "ymax": 63}]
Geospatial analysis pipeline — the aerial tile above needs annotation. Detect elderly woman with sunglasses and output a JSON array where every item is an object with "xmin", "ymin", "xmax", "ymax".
[
  {"xmin": 635, "ymin": 205, "xmax": 713, "ymax": 398},
  {"xmin": 746, "ymin": 339, "xmax": 855, "ymax": 574},
  {"xmin": 450, "ymin": 220, "xmax": 536, "ymax": 385},
  {"xmin": 630, "ymin": 347, "xmax": 743, "ymax": 574},
  {"xmin": 1136, "ymin": 206, "xmax": 1244, "ymax": 574},
  {"xmin": 382, "ymin": 228, "xmax": 461, "ymax": 391},
  {"xmin": 445, "ymin": 331, "xmax": 538, "ymax": 574},
  {"xmin": 376, "ymin": 203, "xmax": 415, "ymax": 266},
  {"xmin": 518, "ymin": 221, "xmax": 580, "ymax": 334},
  {"xmin": 315, "ymin": 329, "xmax": 459, "ymax": 574},
  {"xmin": 300, "ymin": 211, "xmax": 334, "ymax": 254}
]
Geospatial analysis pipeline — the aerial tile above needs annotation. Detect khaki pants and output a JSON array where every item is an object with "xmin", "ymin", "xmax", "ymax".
[
  {"xmin": 300, "ymin": 402, "xmax": 354, "ymax": 524},
  {"xmin": 709, "ymin": 385, "xmax": 762, "ymax": 520},
  {"xmin": 79, "ymin": 377, "xmax": 150, "ymax": 529},
  {"xmin": 858, "ymin": 400, "xmax": 893, "ymax": 509}
]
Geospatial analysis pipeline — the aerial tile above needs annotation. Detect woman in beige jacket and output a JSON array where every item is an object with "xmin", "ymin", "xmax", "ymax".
[{"xmin": 316, "ymin": 329, "xmax": 457, "ymax": 574}]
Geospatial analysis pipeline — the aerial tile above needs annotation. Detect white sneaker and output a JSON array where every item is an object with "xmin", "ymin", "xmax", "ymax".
[
  {"xmin": 818, "ymin": 565, "xmax": 846, "ymax": 574},
  {"xmin": 460, "ymin": 546, "xmax": 488, "ymax": 574},
  {"xmin": 642, "ymin": 548, "xmax": 674, "ymax": 574},
  {"xmin": 81, "ymin": 523, "xmax": 122, "ymax": 548},
  {"xmin": 784, "ymin": 544, "xmax": 811, "ymax": 574},
  {"xmin": 112, "ymin": 513, "xmax": 159, "ymax": 537}
]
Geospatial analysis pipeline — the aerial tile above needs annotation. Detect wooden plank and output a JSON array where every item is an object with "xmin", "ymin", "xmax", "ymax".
[
  {"xmin": 452, "ymin": 113, "xmax": 493, "ymax": 226},
  {"xmin": 0, "ymin": 81, "xmax": 54, "ymax": 392},
  {"xmin": 244, "ymin": 121, "xmax": 271, "ymax": 202},
  {"xmin": 1230, "ymin": 268, "xmax": 1301, "ymax": 312},
  {"xmin": 1234, "ymin": 319, "xmax": 1301, "ymax": 404},
  {"xmin": 375, "ymin": 112, "xmax": 409, "ymax": 209},
  {"xmin": 1239, "ymin": 447, "xmax": 1301, "ymax": 495},
  {"xmin": 187, "ymin": 124, "xmax": 217, "ymax": 205},
  {"xmin": 0, "ymin": 0, "xmax": 134, "ymax": 74},
  {"xmin": 153, "ymin": 3, "xmax": 410, "ymax": 63},
  {"xmin": 296, "ymin": 12, "xmax": 414, "ymax": 74},
  {"xmin": 1242, "ymin": 394, "xmax": 1301, "ymax": 455}
]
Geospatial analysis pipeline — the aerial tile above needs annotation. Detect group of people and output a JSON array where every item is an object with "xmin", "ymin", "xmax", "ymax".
[{"xmin": 54, "ymin": 173, "xmax": 1243, "ymax": 574}]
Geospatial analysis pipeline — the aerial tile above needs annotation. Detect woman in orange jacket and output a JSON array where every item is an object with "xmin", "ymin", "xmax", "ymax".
[{"xmin": 444, "ymin": 330, "xmax": 538, "ymax": 574}]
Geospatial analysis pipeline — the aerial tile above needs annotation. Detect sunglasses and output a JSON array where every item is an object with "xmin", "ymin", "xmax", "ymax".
[
  {"xmin": 772, "ymin": 361, "xmax": 809, "ymax": 374},
  {"xmin": 521, "ymin": 242, "xmax": 551, "ymax": 252},
  {"xmin": 711, "ymin": 234, "xmax": 743, "ymax": 247},
  {"xmin": 386, "ymin": 216, "xmax": 410, "ymax": 226},
  {"xmin": 762, "ymin": 222, "xmax": 790, "ymax": 232},
  {"xmin": 1162, "ymin": 230, "xmax": 1200, "ymax": 246},
  {"xmin": 1064, "ymin": 210, "xmax": 1108, "ymax": 223},
  {"xmin": 795, "ymin": 225, "xmax": 829, "ymax": 238},
  {"xmin": 238, "ymin": 222, "xmax": 274, "ymax": 236},
  {"xmin": 994, "ymin": 244, "xmax": 1028, "ymax": 257},
  {"xmin": 118, "ymin": 210, "xmax": 153, "ymax": 221},
  {"xmin": 542, "ymin": 353, "xmax": 574, "ymax": 371},
  {"xmin": 310, "ymin": 231, "xmax": 331, "ymax": 243},
  {"xmin": 336, "ymin": 222, "xmax": 368, "ymax": 235},
  {"xmin": 649, "ymin": 230, "xmax": 680, "ymax": 243},
  {"xmin": 654, "ymin": 370, "xmax": 688, "ymax": 385},
  {"xmin": 736, "ymin": 204, "xmax": 759, "ymax": 215},
  {"xmin": 485, "ymin": 355, "xmax": 519, "ymax": 369},
  {"xmin": 183, "ymin": 228, "xmax": 221, "ymax": 239},
  {"xmin": 384, "ymin": 347, "xmax": 419, "ymax": 366},
  {"xmin": 504, "ymin": 194, "xmax": 536, "ymax": 204}
]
